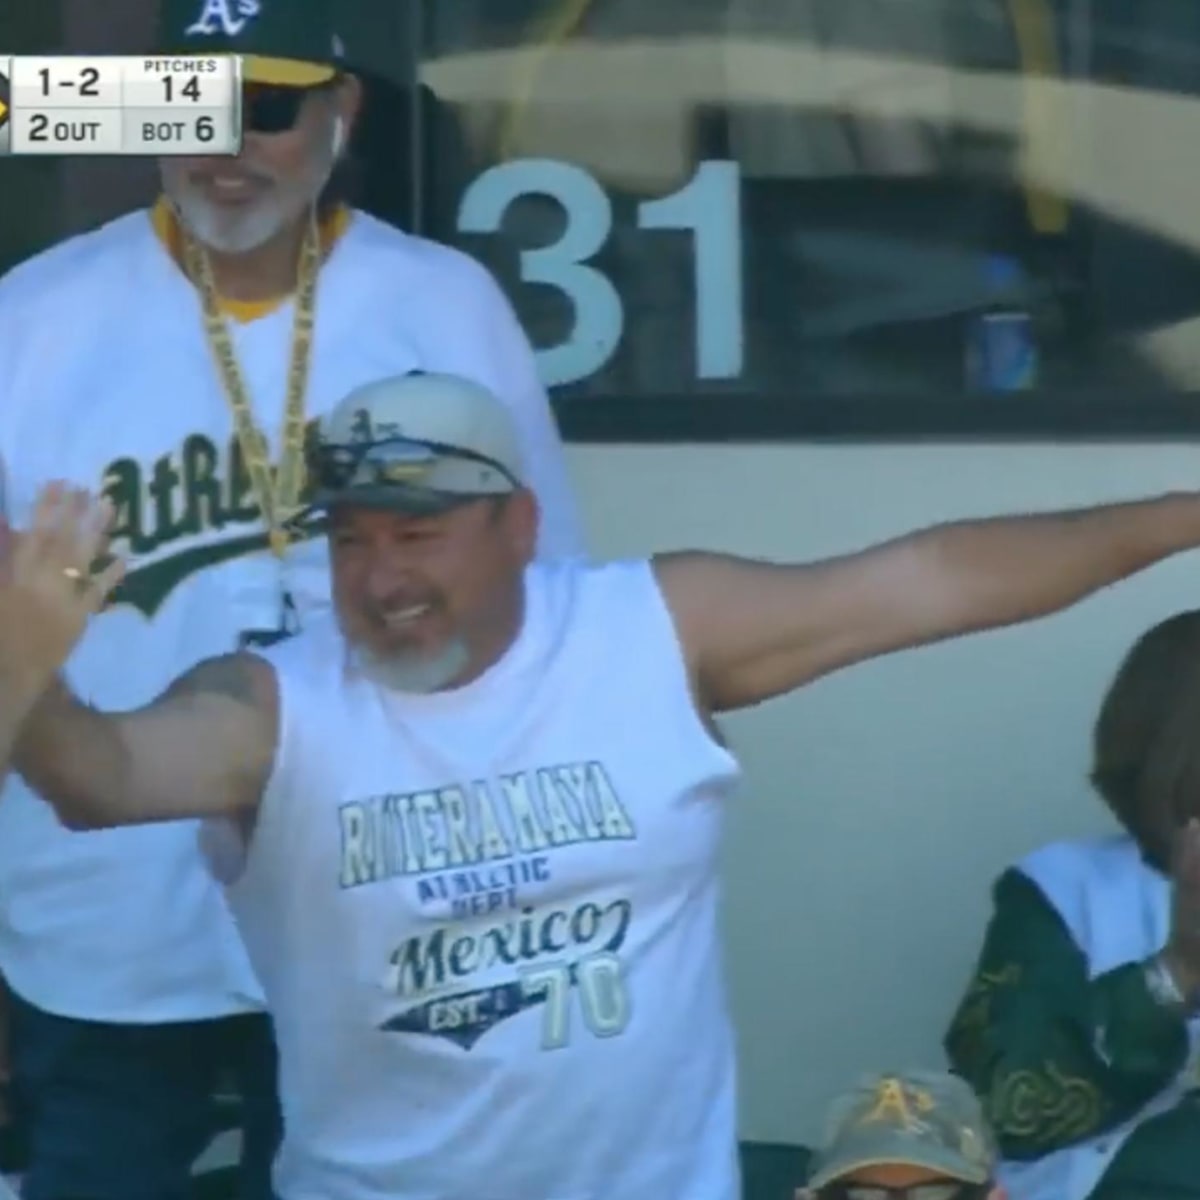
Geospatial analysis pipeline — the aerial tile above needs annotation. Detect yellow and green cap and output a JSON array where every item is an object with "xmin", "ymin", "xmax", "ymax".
[
  {"xmin": 156, "ymin": 0, "xmax": 345, "ymax": 86},
  {"xmin": 808, "ymin": 1070, "xmax": 996, "ymax": 1190}
]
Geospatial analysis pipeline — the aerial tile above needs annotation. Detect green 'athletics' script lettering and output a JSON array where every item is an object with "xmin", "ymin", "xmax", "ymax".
[{"xmin": 104, "ymin": 421, "xmax": 321, "ymax": 618}]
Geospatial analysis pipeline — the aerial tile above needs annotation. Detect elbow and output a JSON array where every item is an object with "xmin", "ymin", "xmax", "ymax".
[
  {"xmin": 29, "ymin": 777, "xmax": 123, "ymax": 830},
  {"xmin": 20, "ymin": 761, "xmax": 130, "ymax": 831},
  {"xmin": 54, "ymin": 796, "xmax": 115, "ymax": 831}
]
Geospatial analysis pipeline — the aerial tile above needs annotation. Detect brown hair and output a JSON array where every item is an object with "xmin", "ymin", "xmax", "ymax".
[{"xmin": 1091, "ymin": 610, "xmax": 1200, "ymax": 867}]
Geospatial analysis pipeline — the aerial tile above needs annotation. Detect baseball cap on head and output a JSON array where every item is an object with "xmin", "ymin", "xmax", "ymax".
[
  {"xmin": 298, "ymin": 372, "xmax": 525, "ymax": 523},
  {"xmin": 807, "ymin": 1070, "xmax": 996, "ymax": 1191},
  {"xmin": 156, "ymin": 0, "xmax": 345, "ymax": 87}
]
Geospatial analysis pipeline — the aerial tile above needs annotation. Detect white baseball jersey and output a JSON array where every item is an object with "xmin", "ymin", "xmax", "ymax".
[
  {"xmin": 0, "ymin": 206, "xmax": 583, "ymax": 1023},
  {"xmin": 233, "ymin": 558, "xmax": 742, "ymax": 1200}
]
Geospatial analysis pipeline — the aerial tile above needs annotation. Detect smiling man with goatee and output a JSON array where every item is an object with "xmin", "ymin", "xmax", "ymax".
[{"xmin": 0, "ymin": 0, "xmax": 582, "ymax": 1196}]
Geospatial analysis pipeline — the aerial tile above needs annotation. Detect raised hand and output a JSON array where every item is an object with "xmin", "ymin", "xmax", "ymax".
[{"xmin": 0, "ymin": 483, "xmax": 124, "ymax": 691}]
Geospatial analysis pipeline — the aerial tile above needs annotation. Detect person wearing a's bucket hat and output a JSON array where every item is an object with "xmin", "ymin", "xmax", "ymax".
[
  {"xmin": 0, "ymin": 2, "xmax": 583, "ymax": 1199},
  {"xmin": 803, "ymin": 1071, "xmax": 1005, "ymax": 1200}
]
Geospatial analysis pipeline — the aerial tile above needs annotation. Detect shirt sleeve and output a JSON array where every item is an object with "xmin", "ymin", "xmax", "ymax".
[
  {"xmin": 944, "ymin": 867, "xmax": 1188, "ymax": 1160},
  {"xmin": 448, "ymin": 256, "xmax": 586, "ymax": 561}
]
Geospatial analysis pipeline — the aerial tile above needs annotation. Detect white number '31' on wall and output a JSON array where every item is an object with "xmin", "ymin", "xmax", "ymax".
[{"xmin": 458, "ymin": 158, "xmax": 745, "ymax": 387}]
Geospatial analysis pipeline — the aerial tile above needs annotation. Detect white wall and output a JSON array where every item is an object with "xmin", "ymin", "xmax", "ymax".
[{"xmin": 568, "ymin": 440, "xmax": 1200, "ymax": 1146}]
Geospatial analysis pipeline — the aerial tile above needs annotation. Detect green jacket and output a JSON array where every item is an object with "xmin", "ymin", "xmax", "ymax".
[{"xmin": 944, "ymin": 867, "xmax": 1200, "ymax": 1194}]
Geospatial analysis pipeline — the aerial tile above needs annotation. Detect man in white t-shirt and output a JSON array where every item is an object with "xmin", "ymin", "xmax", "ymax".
[
  {"xmin": 0, "ymin": 0, "xmax": 581, "ymax": 1194},
  {"xmin": 4, "ymin": 371, "xmax": 1200, "ymax": 1199}
]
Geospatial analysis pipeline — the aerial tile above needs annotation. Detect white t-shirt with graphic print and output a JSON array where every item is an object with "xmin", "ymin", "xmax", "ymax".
[{"xmin": 233, "ymin": 557, "xmax": 742, "ymax": 1200}]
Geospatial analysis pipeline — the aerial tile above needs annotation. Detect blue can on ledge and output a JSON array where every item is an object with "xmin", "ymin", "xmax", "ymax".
[{"xmin": 965, "ymin": 254, "xmax": 1038, "ymax": 392}]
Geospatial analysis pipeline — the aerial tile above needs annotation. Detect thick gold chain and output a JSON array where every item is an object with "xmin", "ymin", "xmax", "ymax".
[{"xmin": 183, "ymin": 213, "xmax": 320, "ymax": 559}]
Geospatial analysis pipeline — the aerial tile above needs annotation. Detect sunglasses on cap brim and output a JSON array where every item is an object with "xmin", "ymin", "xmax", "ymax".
[
  {"xmin": 243, "ymin": 79, "xmax": 340, "ymax": 135},
  {"xmin": 306, "ymin": 435, "xmax": 520, "ymax": 495}
]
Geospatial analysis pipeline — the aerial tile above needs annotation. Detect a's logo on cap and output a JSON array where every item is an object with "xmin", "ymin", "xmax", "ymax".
[
  {"xmin": 186, "ymin": 0, "xmax": 261, "ymax": 37},
  {"xmin": 858, "ymin": 1079, "xmax": 935, "ymax": 1134}
]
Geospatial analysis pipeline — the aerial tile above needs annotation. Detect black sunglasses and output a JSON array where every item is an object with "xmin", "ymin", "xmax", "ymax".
[
  {"xmin": 818, "ymin": 1183, "xmax": 990, "ymax": 1200},
  {"xmin": 243, "ymin": 80, "xmax": 337, "ymax": 134},
  {"xmin": 308, "ymin": 436, "xmax": 519, "ymax": 494}
]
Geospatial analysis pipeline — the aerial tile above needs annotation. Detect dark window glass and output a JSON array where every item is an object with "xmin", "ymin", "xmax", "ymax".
[
  {"xmin": 7, "ymin": 0, "xmax": 1200, "ymax": 437},
  {"xmin": 416, "ymin": 0, "xmax": 1200, "ymax": 435}
]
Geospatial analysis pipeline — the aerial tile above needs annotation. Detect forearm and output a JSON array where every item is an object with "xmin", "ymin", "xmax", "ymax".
[
  {"xmin": 0, "ymin": 672, "xmax": 50, "ymax": 788},
  {"xmin": 924, "ymin": 493, "xmax": 1200, "ymax": 632},
  {"xmin": 15, "ymin": 677, "xmax": 133, "ymax": 828}
]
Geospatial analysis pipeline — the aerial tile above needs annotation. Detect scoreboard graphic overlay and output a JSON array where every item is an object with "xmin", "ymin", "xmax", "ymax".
[{"xmin": 0, "ymin": 56, "xmax": 242, "ymax": 155}]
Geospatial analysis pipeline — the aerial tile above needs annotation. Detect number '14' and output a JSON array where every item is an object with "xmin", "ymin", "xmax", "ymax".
[{"xmin": 162, "ymin": 75, "xmax": 202, "ymax": 102}]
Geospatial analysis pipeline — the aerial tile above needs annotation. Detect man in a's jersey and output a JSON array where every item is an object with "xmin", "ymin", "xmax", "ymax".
[
  {"xmin": 6, "ymin": 370, "xmax": 1200, "ymax": 1198},
  {"xmin": 0, "ymin": 0, "xmax": 581, "ymax": 1193}
]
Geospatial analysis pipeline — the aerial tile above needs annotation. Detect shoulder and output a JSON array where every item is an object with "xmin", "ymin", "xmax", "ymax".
[
  {"xmin": 241, "ymin": 611, "xmax": 341, "ymax": 679},
  {"xmin": 522, "ymin": 556, "xmax": 655, "ymax": 626},
  {"xmin": 649, "ymin": 550, "xmax": 759, "ymax": 637},
  {"xmin": 992, "ymin": 865, "xmax": 1068, "ymax": 920},
  {"xmin": 165, "ymin": 651, "xmax": 278, "ymax": 709},
  {"xmin": 538, "ymin": 558, "xmax": 681, "ymax": 652},
  {"xmin": 542, "ymin": 557, "xmax": 658, "ymax": 606},
  {"xmin": 958, "ymin": 869, "xmax": 1081, "ymax": 980},
  {"xmin": 1011, "ymin": 834, "xmax": 1151, "ymax": 944},
  {"xmin": 341, "ymin": 211, "xmax": 506, "ymax": 306},
  {"xmin": 0, "ymin": 211, "xmax": 152, "ymax": 319},
  {"xmin": 1016, "ymin": 834, "xmax": 1141, "ymax": 892},
  {"xmin": 651, "ymin": 550, "xmax": 773, "ymax": 599}
]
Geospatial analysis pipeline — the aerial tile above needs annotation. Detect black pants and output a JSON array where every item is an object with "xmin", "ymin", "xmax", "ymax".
[{"xmin": 9, "ymin": 991, "xmax": 280, "ymax": 1200}]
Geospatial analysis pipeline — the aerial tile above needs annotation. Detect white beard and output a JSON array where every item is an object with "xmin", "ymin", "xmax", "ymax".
[
  {"xmin": 169, "ymin": 188, "xmax": 300, "ymax": 254},
  {"xmin": 161, "ymin": 122, "xmax": 339, "ymax": 254},
  {"xmin": 348, "ymin": 637, "xmax": 471, "ymax": 695}
]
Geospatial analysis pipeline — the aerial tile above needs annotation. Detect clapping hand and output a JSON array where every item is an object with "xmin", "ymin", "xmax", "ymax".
[{"xmin": 0, "ymin": 483, "xmax": 124, "ymax": 694}]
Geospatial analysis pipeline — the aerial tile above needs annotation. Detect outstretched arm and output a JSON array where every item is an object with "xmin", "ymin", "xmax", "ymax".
[
  {"xmin": 659, "ymin": 493, "xmax": 1200, "ymax": 711},
  {"xmin": 16, "ymin": 653, "xmax": 277, "ymax": 830}
]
